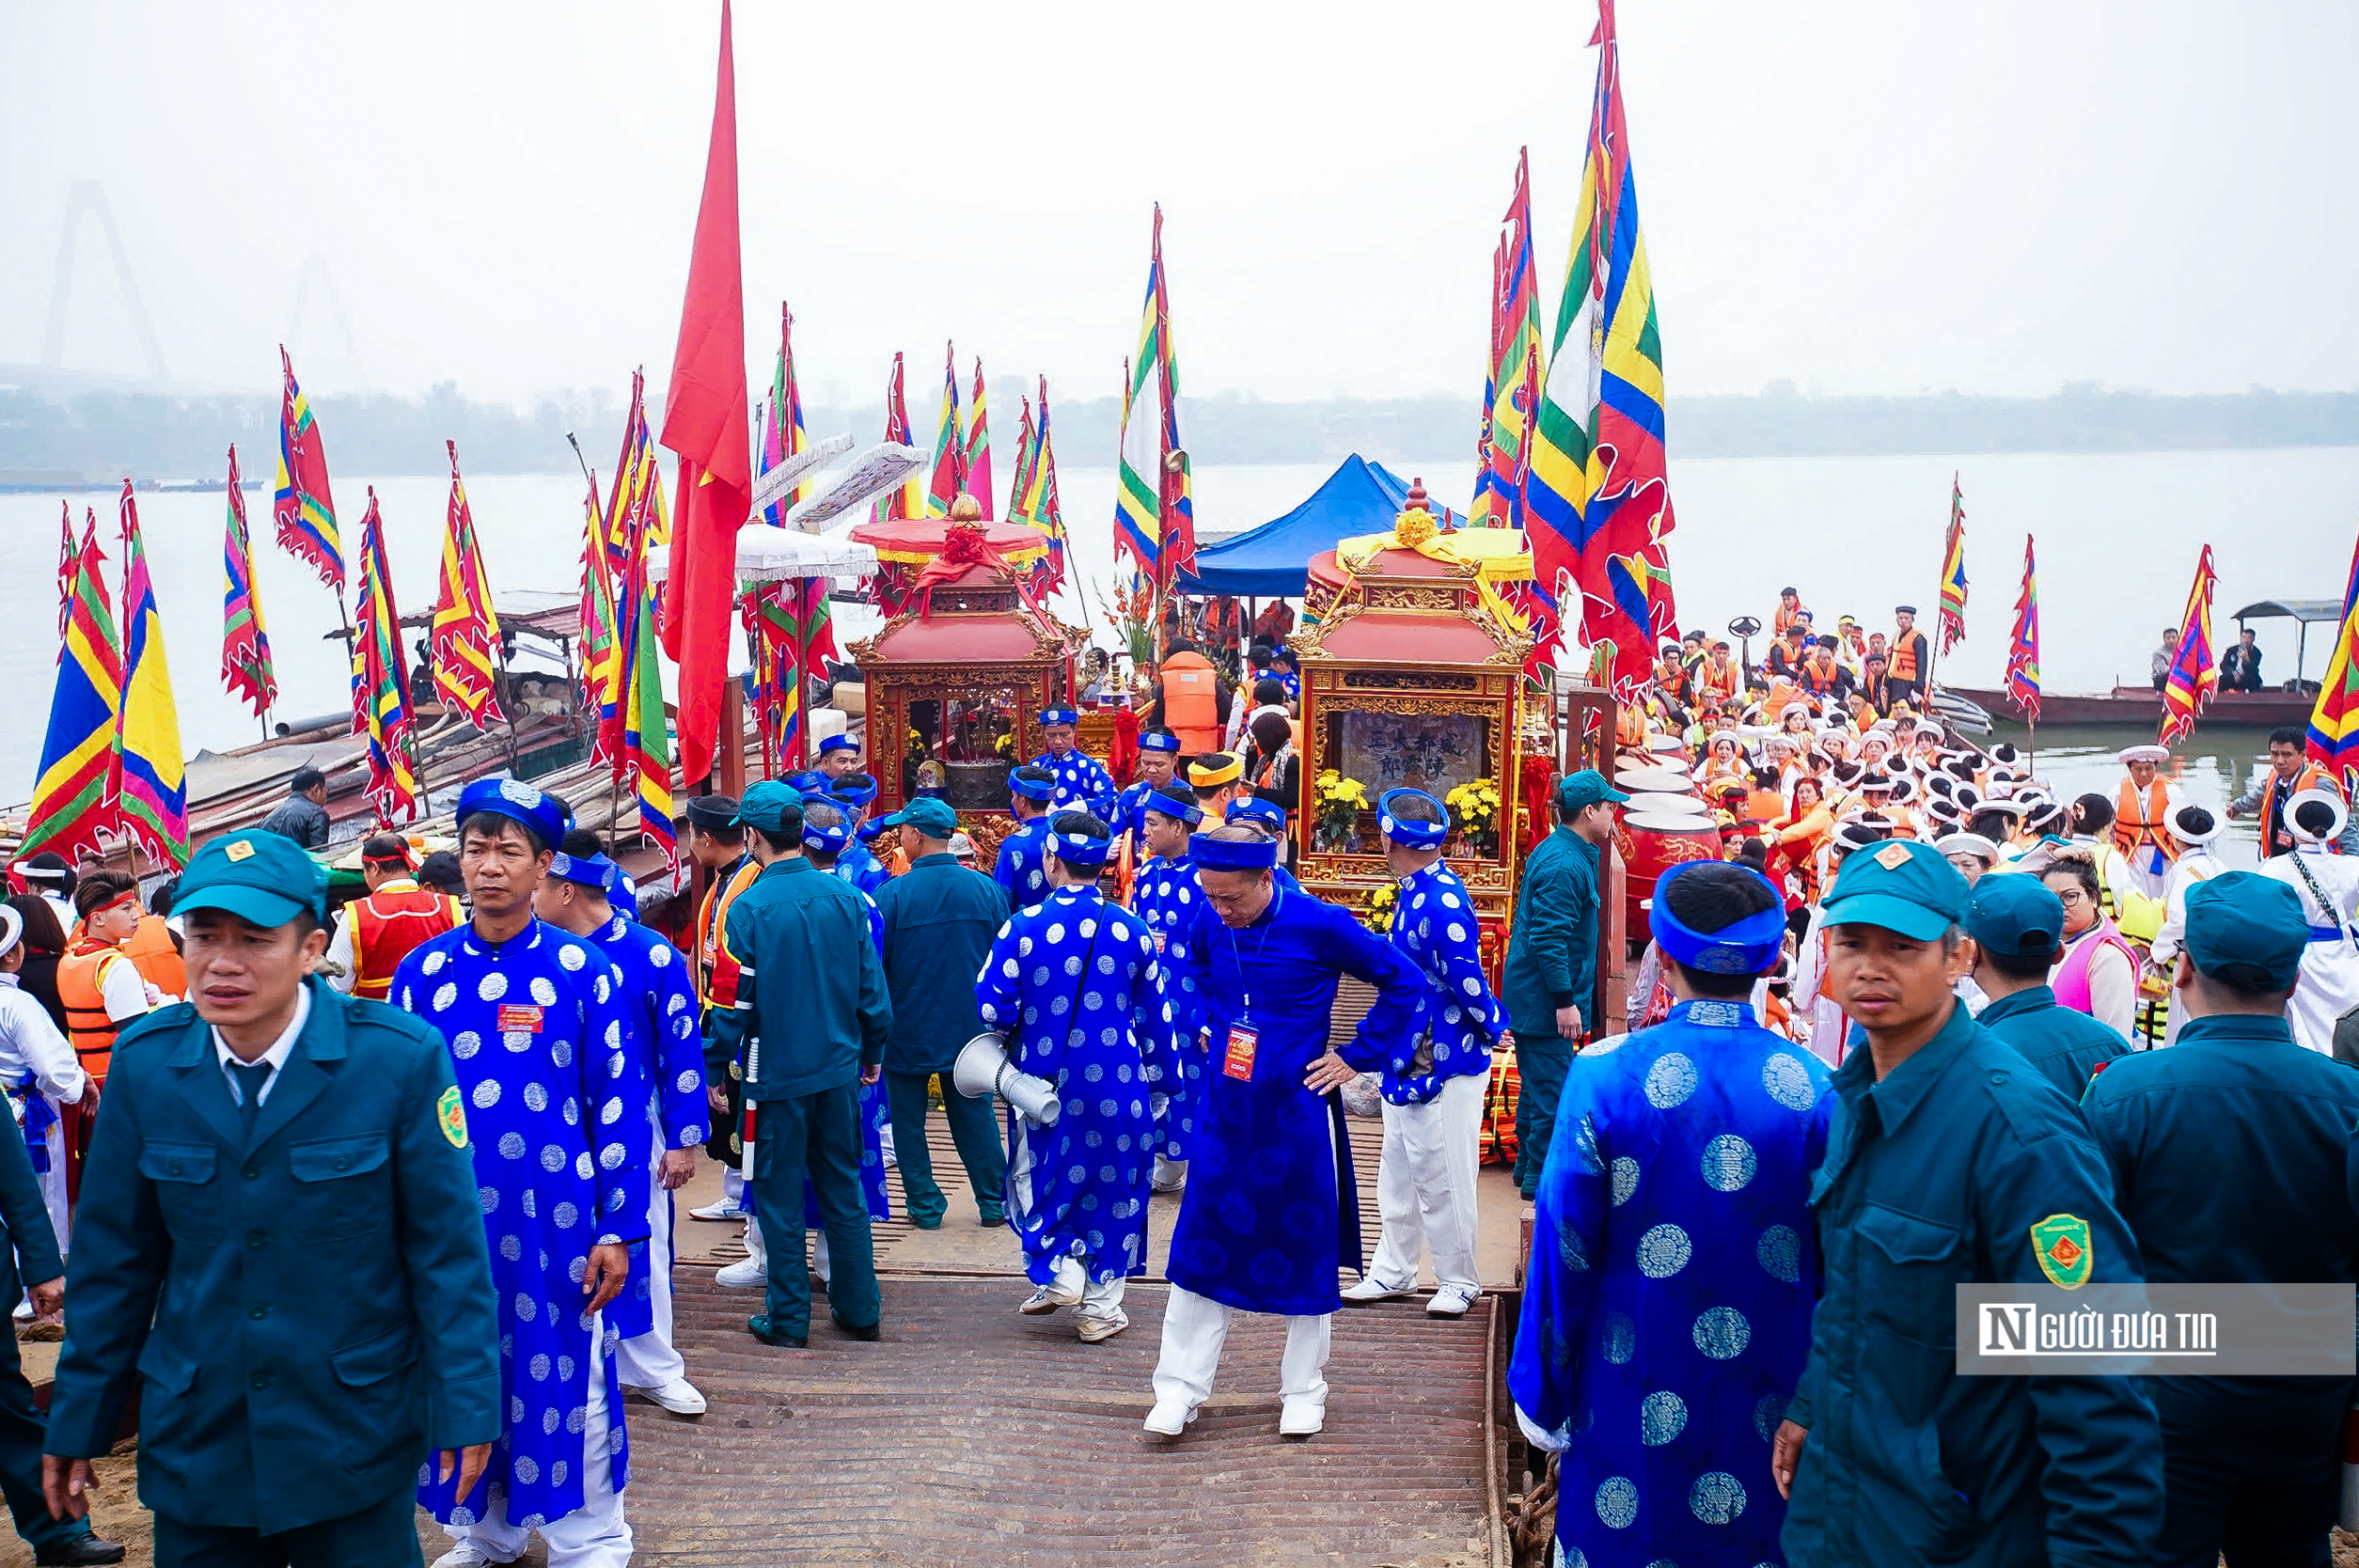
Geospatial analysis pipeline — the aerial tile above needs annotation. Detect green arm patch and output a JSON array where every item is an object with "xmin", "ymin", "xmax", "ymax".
[
  {"xmin": 2030, "ymin": 1213, "xmax": 2093, "ymax": 1288},
  {"xmin": 437, "ymin": 1085, "xmax": 468, "ymax": 1150}
]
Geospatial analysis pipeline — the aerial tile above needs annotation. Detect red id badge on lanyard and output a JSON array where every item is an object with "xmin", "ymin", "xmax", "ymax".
[{"xmin": 1222, "ymin": 1023, "xmax": 1258, "ymax": 1081}]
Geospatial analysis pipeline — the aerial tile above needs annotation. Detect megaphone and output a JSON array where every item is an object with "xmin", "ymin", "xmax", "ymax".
[{"xmin": 952, "ymin": 1033, "xmax": 1062, "ymax": 1128}]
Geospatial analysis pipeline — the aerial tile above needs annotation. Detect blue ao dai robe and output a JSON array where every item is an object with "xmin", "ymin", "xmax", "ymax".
[
  {"xmin": 1383, "ymin": 860, "xmax": 1508, "ymax": 1105},
  {"xmin": 830, "ymin": 839, "xmax": 893, "ymax": 898},
  {"xmin": 395, "ymin": 920, "xmax": 650, "ymax": 1530},
  {"xmin": 1130, "ymin": 854, "xmax": 1207, "ymax": 1161},
  {"xmin": 1030, "ymin": 747, "xmax": 1117, "ymax": 817},
  {"xmin": 994, "ymin": 818, "xmax": 1055, "ymax": 912},
  {"xmin": 1508, "ymin": 999, "xmax": 1834, "ymax": 1568},
  {"xmin": 585, "ymin": 914, "xmax": 707, "ymax": 1341},
  {"xmin": 973, "ymin": 886, "xmax": 1177, "ymax": 1286},
  {"xmin": 1162, "ymin": 888, "xmax": 1423, "ymax": 1315}
]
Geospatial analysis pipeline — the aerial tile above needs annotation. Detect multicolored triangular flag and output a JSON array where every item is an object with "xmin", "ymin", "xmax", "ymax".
[
  {"xmin": 113, "ymin": 481, "xmax": 189, "ymax": 867},
  {"xmin": 220, "ymin": 445, "xmax": 276, "ymax": 720},
  {"xmin": 431, "ymin": 441, "xmax": 507, "ymax": 729}
]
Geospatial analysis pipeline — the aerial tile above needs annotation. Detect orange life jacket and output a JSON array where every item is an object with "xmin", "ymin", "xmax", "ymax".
[
  {"xmin": 2260, "ymin": 763, "xmax": 2339, "ymax": 858},
  {"xmin": 350, "ymin": 881, "xmax": 463, "ymax": 1000},
  {"xmin": 57, "ymin": 940, "xmax": 134, "ymax": 1084},
  {"xmin": 1774, "ymin": 603, "xmax": 1810, "ymax": 637},
  {"xmin": 2111, "ymin": 777, "xmax": 2179, "ymax": 864},
  {"xmin": 1797, "ymin": 653, "xmax": 1841, "ymax": 696},
  {"xmin": 1158, "ymin": 652, "xmax": 1224, "ymax": 754},
  {"xmin": 697, "ymin": 856, "xmax": 763, "ymax": 1010},
  {"xmin": 1698, "ymin": 661, "xmax": 1739, "ymax": 700},
  {"xmin": 1889, "ymin": 631, "xmax": 1926, "ymax": 684},
  {"xmin": 123, "ymin": 914, "xmax": 185, "ymax": 999}
]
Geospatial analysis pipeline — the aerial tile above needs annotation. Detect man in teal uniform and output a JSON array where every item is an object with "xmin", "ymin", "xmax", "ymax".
[
  {"xmin": 1771, "ymin": 839, "xmax": 2162, "ymax": 1567},
  {"xmin": 872, "ymin": 795, "xmax": 1009, "ymax": 1230},
  {"xmin": 2083, "ymin": 870, "xmax": 2359, "ymax": 1568},
  {"xmin": 711, "ymin": 782, "xmax": 894, "ymax": 1348},
  {"xmin": 1961, "ymin": 872, "xmax": 2131, "ymax": 1098},
  {"xmin": 1502, "ymin": 768, "xmax": 1627, "ymax": 1196},
  {"xmin": 44, "ymin": 830, "xmax": 499, "ymax": 1566}
]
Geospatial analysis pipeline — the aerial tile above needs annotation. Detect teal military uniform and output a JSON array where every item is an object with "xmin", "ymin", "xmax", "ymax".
[
  {"xmin": 1963, "ymin": 872, "xmax": 2131, "ymax": 1099},
  {"xmin": 1781, "ymin": 840, "xmax": 2162, "ymax": 1567},
  {"xmin": 711, "ymin": 792, "xmax": 894, "ymax": 1344},
  {"xmin": 873, "ymin": 798, "xmax": 1010, "ymax": 1230},
  {"xmin": 1502, "ymin": 771, "xmax": 1625, "ymax": 1197},
  {"xmin": 0, "ymin": 1035, "xmax": 102, "ymax": 1562},
  {"xmin": 2082, "ymin": 870, "xmax": 2359, "ymax": 1568},
  {"xmin": 44, "ymin": 831, "xmax": 500, "ymax": 1565}
]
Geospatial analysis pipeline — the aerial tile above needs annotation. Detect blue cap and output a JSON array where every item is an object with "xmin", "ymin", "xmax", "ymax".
[
  {"xmin": 1010, "ymin": 769, "xmax": 1057, "ymax": 804},
  {"xmin": 1822, "ymin": 838, "xmax": 1968, "ymax": 941},
  {"xmin": 1048, "ymin": 820, "xmax": 1111, "ymax": 869},
  {"xmin": 732, "ymin": 780, "xmax": 803, "ymax": 834},
  {"xmin": 175, "ymin": 830, "xmax": 328, "ymax": 929},
  {"xmin": 1142, "ymin": 782, "xmax": 1203, "ymax": 826},
  {"xmin": 1227, "ymin": 796, "xmax": 1287, "ymax": 833},
  {"xmin": 1040, "ymin": 708, "xmax": 1079, "ymax": 728},
  {"xmin": 1138, "ymin": 730, "xmax": 1183, "ymax": 754},
  {"xmin": 1557, "ymin": 770, "xmax": 1631, "ymax": 810},
  {"xmin": 829, "ymin": 773, "xmax": 879, "ymax": 809},
  {"xmin": 880, "ymin": 796, "xmax": 959, "ymax": 837},
  {"xmin": 1193, "ymin": 834, "xmax": 1278, "ymax": 871},
  {"xmin": 802, "ymin": 811, "xmax": 853, "ymax": 855},
  {"xmin": 1377, "ymin": 789, "xmax": 1450, "ymax": 849},
  {"xmin": 546, "ymin": 849, "xmax": 617, "ymax": 891},
  {"xmin": 1652, "ymin": 860, "xmax": 1786, "ymax": 976},
  {"xmin": 2184, "ymin": 870, "xmax": 2308, "ymax": 992},
  {"xmin": 783, "ymin": 770, "xmax": 828, "ymax": 796},
  {"xmin": 1962, "ymin": 873, "xmax": 2064, "ymax": 963},
  {"xmin": 817, "ymin": 734, "xmax": 860, "ymax": 756},
  {"xmin": 455, "ymin": 777, "xmax": 566, "ymax": 855}
]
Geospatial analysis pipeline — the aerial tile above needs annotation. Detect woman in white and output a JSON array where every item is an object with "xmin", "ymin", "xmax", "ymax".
[
  {"xmin": 2148, "ymin": 802, "xmax": 2229, "ymax": 1045},
  {"xmin": 0, "ymin": 904, "xmax": 86, "ymax": 1258},
  {"xmin": 2259, "ymin": 789, "xmax": 2359, "ymax": 1055}
]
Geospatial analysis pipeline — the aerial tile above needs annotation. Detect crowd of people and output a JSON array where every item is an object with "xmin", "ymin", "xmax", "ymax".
[{"xmin": 0, "ymin": 581, "xmax": 2349, "ymax": 1566}]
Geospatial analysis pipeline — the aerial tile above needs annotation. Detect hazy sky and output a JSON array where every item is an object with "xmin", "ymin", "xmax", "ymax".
[{"xmin": 7, "ymin": 1, "xmax": 2353, "ymax": 410}]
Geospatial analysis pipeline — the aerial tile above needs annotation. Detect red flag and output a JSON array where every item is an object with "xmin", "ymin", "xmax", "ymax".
[{"xmin": 659, "ymin": 0, "xmax": 751, "ymax": 789}]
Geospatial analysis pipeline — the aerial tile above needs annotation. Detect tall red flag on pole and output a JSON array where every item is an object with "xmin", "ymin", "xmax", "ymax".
[{"xmin": 659, "ymin": 0, "xmax": 751, "ymax": 789}]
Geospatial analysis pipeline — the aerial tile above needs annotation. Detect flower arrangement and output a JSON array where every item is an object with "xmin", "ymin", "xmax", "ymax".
[
  {"xmin": 1313, "ymin": 769, "xmax": 1370, "ymax": 853},
  {"xmin": 1445, "ymin": 778, "xmax": 1502, "ymax": 858},
  {"xmin": 905, "ymin": 726, "xmax": 926, "ymax": 757},
  {"xmin": 995, "ymin": 730, "xmax": 1014, "ymax": 758},
  {"xmin": 1360, "ymin": 882, "xmax": 1397, "ymax": 934},
  {"xmin": 1087, "ymin": 573, "xmax": 1158, "ymax": 666}
]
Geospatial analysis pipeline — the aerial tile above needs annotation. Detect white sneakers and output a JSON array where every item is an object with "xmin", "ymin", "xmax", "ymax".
[
  {"xmin": 430, "ymin": 1544, "xmax": 517, "ymax": 1568},
  {"xmin": 1426, "ymin": 1284, "xmax": 1480, "ymax": 1318},
  {"xmin": 1142, "ymin": 1399, "xmax": 1199, "ymax": 1436},
  {"xmin": 1045, "ymin": 1258, "xmax": 1085, "ymax": 1309},
  {"xmin": 688, "ymin": 1198, "xmax": 748, "ymax": 1222},
  {"xmin": 629, "ymin": 1377, "xmax": 708, "ymax": 1416},
  {"xmin": 1340, "ymin": 1277, "xmax": 1410, "ymax": 1304},
  {"xmin": 1279, "ymin": 1397, "xmax": 1325, "ymax": 1437},
  {"xmin": 1075, "ymin": 1311, "xmax": 1128, "ymax": 1343},
  {"xmin": 715, "ymin": 1257, "xmax": 766, "ymax": 1290},
  {"xmin": 1339, "ymin": 1278, "xmax": 1481, "ymax": 1315},
  {"xmin": 1019, "ymin": 1286, "xmax": 1059, "ymax": 1315},
  {"xmin": 1149, "ymin": 1154, "xmax": 1187, "ymax": 1194}
]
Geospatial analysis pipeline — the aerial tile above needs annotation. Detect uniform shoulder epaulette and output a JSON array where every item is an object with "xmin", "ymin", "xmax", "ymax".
[
  {"xmin": 338, "ymin": 989, "xmax": 442, "ymax": 1045},
  {"xmin": 113, "ymin": 1000, "xmax": 197, "ymax": 1049}
]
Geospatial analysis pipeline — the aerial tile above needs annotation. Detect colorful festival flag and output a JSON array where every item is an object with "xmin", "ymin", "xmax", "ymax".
[
  {"xmin": 760, "ymin": 304, "xmax": 811, "ymax": 520},
  {"xmin": 2006, "ymin": 534, "xmax": 2041, "ymax": 723},
  {"xmin": 613, "ymin": 501, "xmax": 677, "ymax": 861},
  {"xmin": 271, "ymin": 346, "xmax": 343, "ymax": 587},
  {"xmin": 22, "ymin": 510, "xmax": 123, "ymax": 865},
  {"xmin": 925, "ymin": 342, "xmax": 967, "ymax": 516},
  {"xmin": 1470, "ymin": 242, "xmax": 1503, "ymax": 526},
  {"xmin": 965, "ymin": 358, "xmax": 993, "ymax": 519},
  {"xmin": 2304, "ymin": 529, "xmax": 2359, "ymax": 792},
  {"xmin": 221, "ymin": 445, "xmax": 277, "ymax": 720},
  {"xmin": 746, "ymin": 577, "xmax": 835, "ymax": 776},
  {"xmin": 2158, "ymin": 544, "xmax": 2220, "ymax": 745},
  {"xmin": 1007, "ymin": 395, "xmax": 1037, "ymax": 524},
  {"xmin": 605, "ymin": 368, "xmax": 672, "ymax": 577},
  {"xmin": 113, "ymin": 482, "xmax": 190, "ymax": 867},
  {"xmin": 431, "ymin": 441, "xmax": 507, "ymax": 729},
  {"xmin": 577, "ymin": 474, "xmax": 621, "ymax": 764},
  {"xmin": 1471, "ymin": 149, "xmax": 1543, "ymax": 529},
  {"xmin": 1021, "ymin": 376, "xmax": 1069, "ymax": 593},
  {"xmin": 874, "ymin": 353, "xmax": 922, "ymax": 524},
  {"xmin": 349, "ymin": 489, "xmax": 421, "ymax": 821},
  {"xmin": 1113, "ymin": 206, "xmax": 1193, "ymax": 586},
  {"xmin": 55, "ymin": 501, "xmax": 74, "ymax": 636},
  {"xmin": 1937, "ymin": 474, "xmax": 1969, "ymax": 655}
]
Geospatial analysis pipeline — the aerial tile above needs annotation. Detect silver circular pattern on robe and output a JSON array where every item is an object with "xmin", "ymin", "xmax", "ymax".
[
  {"xmin": 1594, "ymin": 1476, "xmax": 1639, "ymax": 1529},
  {"xmin": 1700, "ymin": 1134, "xmax": 1758, "ymax": 1192},
  {"xmin": 1639, "ymin": 1389, "xmax": 1688, "ymax": 1445},
  {"xmin": 1643, "ymin": 1052, "xmax": 1698, "ymax": 1108},
  {"xmin": 1636, "ymin": 1223, "xmax": 1691, "ymax": 1278},
  {"xmin": 1762, "ymin": 1051, "xmax": 1817, "ymax": 1110},
  {"xmin": 1692, "ymin": 1305, "xmax": 1752, "ymax": 1359},
  {"xmin": 1610, "ymin": 1156, "xmax": 1641, "ymax": 1206},
  {"xmin": 1690, "ymin": 1470, "xmax": 1747, "ymax": 1524},
  {"xmin": 1601, "ymin": 1311, "xmax": 1636, "ymax": 1363},
  {"xmin": 1756, "ymin": 1225, "xmax": 1801, "ymax": 1283},
  {"xmin": 478, "ymin": 971, "xmax": 509, "ymax": 1002}
]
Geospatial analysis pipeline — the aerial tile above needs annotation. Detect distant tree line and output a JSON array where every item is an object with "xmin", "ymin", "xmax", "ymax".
[{"xmin": 6, "ymin": 379, "xmax": 2356, "ymax": 485}]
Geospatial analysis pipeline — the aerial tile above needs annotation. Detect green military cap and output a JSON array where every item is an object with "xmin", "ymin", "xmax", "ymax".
[
  {"xmin": 175, "ymin": 830, "xmax": 328, "ymax": 929},
  {"xmin": 2183, "ymin": 870, "xmax": 2308, "ymax": 992},
  {"xmin": 1961, "ymin": 871, "xmax": 2064, "ymax": 962},
  {"xmin": 1821, "ymin": 837, "xmax": 1968, "ymax": 941},
  {"xmin": 878, "ymin": 796, "xmax": 958, "ymax": 837},
  {"xmin": 731, "ymin": 779, "xmax": 802, "ymax": 834},
  {"xmin": 1557, "ymin": 769, "xmax": 1632, "ymax": 810}
]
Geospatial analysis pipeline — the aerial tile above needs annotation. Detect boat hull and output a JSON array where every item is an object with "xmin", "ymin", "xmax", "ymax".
[{"xmin": 1942, "ymin": 684, "xmax": 2315, "ymax": 729}]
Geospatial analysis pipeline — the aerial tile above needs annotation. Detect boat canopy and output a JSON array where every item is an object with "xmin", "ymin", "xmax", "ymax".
[
  {"xmin": 2231, "ymin": 599, "xmax": 2347, "ymax": 624},
  {"xmin": 1178, "ymin": 454, "xmax": 1461, "ymax": 598}
]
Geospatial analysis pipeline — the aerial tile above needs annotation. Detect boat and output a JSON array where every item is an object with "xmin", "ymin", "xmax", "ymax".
[{"xmin": 1944, "ymin": 596, "xmax": 2335, "ymax": 729}]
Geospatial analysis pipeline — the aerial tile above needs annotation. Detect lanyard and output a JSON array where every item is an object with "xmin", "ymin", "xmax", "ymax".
[{"xmin": 1224, "ymin": 886, "xmax": 1283, "ymax": 1019}]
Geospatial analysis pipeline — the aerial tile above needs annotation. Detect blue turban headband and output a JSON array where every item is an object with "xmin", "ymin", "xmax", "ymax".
[
  {"xmin": 1227, "ymin": 796, "xmax": 1287, "ymax": 832},
  {"xmin": 1050, "ymin": 827, "xmax": 1110, "ymax": 869},
  {"xmin": 1192, "ymin": 835, "xmax": 1279, "ymax": 871},
  {"xmin": 456, "ymin": 777, "xmax": 566, "ymax": 855},
  {"xmin": 1650, "ymin": 860, "xmax": 1787, "ymax": 977},
  {"xmin": 829, "ymin": 773, "xmax": 879, "ymax": 809},
  {"xmin": 1138, "ymin": 731, "xmax": 1183, "ymax": 754},
  {"xmin": 802, "ymin": 815, "xmax": 852, "ymax": 854},
  {"xmin": 1040, "ymin": 708, "xmax": 1079, "ymax": 728},
  {"xmin": 1142, "ymin": 785, "xmax": 1203, "ymax": 826},
  {"xmin": 545, "ymin": 850, "xmax": 616, "ymax": 890},
  {"xmin": 1377, "ymin": 789, "xmax": 1450, "ymax": 849},
  {"xmin": 1010, "ymin": 772, "xmax": 1057, "ymax": 803}
]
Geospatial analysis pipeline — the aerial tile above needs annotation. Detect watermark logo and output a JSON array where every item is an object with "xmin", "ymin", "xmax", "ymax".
[{"xmin": 1958, "ymin": 1283, "xmax": 2351, "ymax": 1375}]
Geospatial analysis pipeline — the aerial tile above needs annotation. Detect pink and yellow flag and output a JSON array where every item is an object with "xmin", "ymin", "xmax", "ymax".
[
  {"xmin": 2158, "ymin": 544, "xmax": 2219, "ymax": 745},
  {"xmin": 431, "ymin": 441, "xmax": 507, "ymax": 729},
  {"xmin": 964, "ymin": 359, "xmax": 994, "ymax": 519},
  {"xmin": 350, "ymin": 489, "xmax": 420, "ymax": 822},
  {"xmin": 221, "ymin": 445, "xmax": 277, "ymax": 719},
  {"xmin": 22, "ymin": 510, "xmax": 123, "ymax": 865},
  {"xmin": 114, "ymin": 482, "xmax": 189, "ymax": 867},
  {"xmin": 272, "ymin": 346, "xmax": 342, "ymax": 587},
  {"xmin": 925, "ymin": 341, "xmax": 967, "ymax": 517}
]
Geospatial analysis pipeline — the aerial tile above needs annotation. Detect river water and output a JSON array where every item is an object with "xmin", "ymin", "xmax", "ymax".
[{"xmin": 4, "ymin": 445, "xmax": 2351, "ymax": 865}]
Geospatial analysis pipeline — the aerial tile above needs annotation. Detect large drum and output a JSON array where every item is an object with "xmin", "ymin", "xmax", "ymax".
[
  {"xmin": 1614, "ymin": 765, "xmax": 1697, "ymax": 797},
  {"xmin": 1617, "ymin": 809, "xmax": 1722, "ymax": 942}
]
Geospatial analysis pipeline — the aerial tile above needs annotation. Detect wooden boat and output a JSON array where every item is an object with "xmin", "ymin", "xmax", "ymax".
[{"xmin": 1941, "ymin": 683, "xmax": 2315, "ymax": 729}]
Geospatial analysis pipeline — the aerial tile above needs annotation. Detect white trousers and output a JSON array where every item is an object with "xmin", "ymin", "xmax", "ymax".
[
  {"xmin": 1050, "ymin": 1255, "xmax": 1127, "ymax": 1323},
  {"xmin": 1150, "ymin": 1285, "xmax": 1331, "ymax": 1414},
  {"xmin": 448, "ymin": 1317, "xmax": 633, "ymax": 1568},
  {"xmin": 616, "ymin": 1123, "xmax": 683, "ymax": 1388},
  {"xmin": 1364, "ymin": 1071, "xmax": 1486, "ymax": 1294}
]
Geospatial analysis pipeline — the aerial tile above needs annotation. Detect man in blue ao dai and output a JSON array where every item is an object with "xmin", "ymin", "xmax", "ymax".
[
  {"xmin": 1508, "ymin": 859, "xmax": 1833, "ymax": 1568},
  {"xmin": 973, "ymin": 811, "xmax": 1177, "ymax": 1343},
  {"xmin": 1125, "ymin": 782, "xmax": 1204, "ymax": 1194},
  {"xmin": 995, "ymin": 766, "xmax": 1060, "ymax": 913},
  {"xmin": 1030, "ymin": 709, "xmax": 1118, "ymax": 817},
  {"xmin": 399, "ymin": 779, "xmax": 649, "ymax": 1568}
]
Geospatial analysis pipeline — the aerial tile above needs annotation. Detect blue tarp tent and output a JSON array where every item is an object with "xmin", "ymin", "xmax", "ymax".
[{"xmin": 1177, "ymin": 454, "xmax": 1460, "ymax": 598}]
